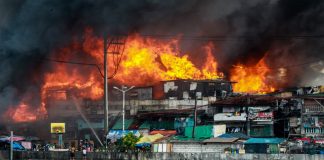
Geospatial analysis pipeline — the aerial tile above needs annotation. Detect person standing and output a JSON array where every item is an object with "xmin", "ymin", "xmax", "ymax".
[
  {"xmin": 82, "ymin": 147, "xmax": 87, "ymax": 159},
  {"xmin": 69, "ymin": 145, "xmax": 76, "ymax": 160}
]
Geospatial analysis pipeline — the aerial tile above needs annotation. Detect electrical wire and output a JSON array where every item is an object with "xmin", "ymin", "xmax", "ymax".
[
  {"xmin": 232, "ymin": 58, "xmax": 323, "ymax": 70},
  {"xmin": 44, "ymin": 36, "xmax": 127, "ymax": 80},
  {"xmin": 43, "ymin": 58, "xmax": 105, "ymax": 78},
  {"xmin": 42, "ymin": 34, "xmax": 323, "ymax": 78},
  {"xmin": 127, "ymin": 34, "xmax": 324, "ymax": 41}
]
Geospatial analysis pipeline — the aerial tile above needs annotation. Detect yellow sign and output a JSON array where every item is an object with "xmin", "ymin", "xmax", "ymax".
[{"xmin": 51, "ymin": 123, "xmax": 65, "ymax": 133}]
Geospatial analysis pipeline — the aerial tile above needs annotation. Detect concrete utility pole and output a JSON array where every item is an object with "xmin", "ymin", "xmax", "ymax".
[
  {"xmin": 10, "ymin": 131, "xmax": 13, "ymax": 160},
  {"xmin": 192, "ymin": 90, "xmax": 198, "ymax": 138},
  {"xmin": 246, "ymin": 97, "xmax": 251, "ymax": 137},
  {"xmin": 103, "ymin": 36, "xmax": 126, "ymax": 141},
  {"xmin": 104, "ymin": 37, "xmax": 109, "ymax": 135},
  {"xmin": 113, "ymin": 86, "xmax": 134, "ymax": 134}
]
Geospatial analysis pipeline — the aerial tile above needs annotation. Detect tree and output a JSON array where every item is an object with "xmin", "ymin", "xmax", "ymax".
[{"xmin": 116, "ymin": 132, "xmax": 141, "ymax": 152}]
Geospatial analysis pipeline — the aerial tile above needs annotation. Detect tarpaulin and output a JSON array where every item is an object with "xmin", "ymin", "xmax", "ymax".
[
  {"xmin": 184, "ymin": 125, "xmax": 213, "ymax": 139},
  {"xmin": 136, "ymin": 133, "xmax": 164, "ymax": 144},
  {"xmin": 0, "ymin": 135, "xmax": 25, "ymax": 142},
  {"xmin": 106, "ymin": 130, "xmax": 140, "ymax": 140},
  {"xmin": 150, "ymin": 130, "xmax": 176, "ymax": 136}
]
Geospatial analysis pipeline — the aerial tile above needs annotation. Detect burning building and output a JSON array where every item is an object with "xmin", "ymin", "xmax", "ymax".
[{"xmin": 0, "ymin": 0, "xmax": 323, "ymax": 148}]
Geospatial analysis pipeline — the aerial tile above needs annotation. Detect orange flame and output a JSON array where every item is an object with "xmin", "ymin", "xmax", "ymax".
[
  {"xmin": 5, "ymin": 103, "xmax": 37, "ymax": 123},
  {"xmin": 230, "ymin": 57, "xmax": 275, "ymax": 94},
  {"xmin": 4, "ymin": 29, "xmax": 226, "ymax": 123},
  {"xmin": 42, "ymin": 65, "xmax": 104, "ymax": 100},
  {"xmin": 202, "ymin": 43, "xmax": 224, "ymax": 79},
  {"xmin": 114, "ymin": 35, "xmax": 223, "ymax": 85}
]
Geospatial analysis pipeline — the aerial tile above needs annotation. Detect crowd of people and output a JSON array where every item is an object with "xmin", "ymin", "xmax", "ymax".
[
  {"xmin": 69, "ymin": 139, "xmax": 93, "ymax": 160},
  {"xmin": 26, "ymin": 139, "xmax": 95, "ymax": 160}
]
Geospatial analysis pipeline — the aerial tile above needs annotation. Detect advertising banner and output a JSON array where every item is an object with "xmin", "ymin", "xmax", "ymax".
[{"xmin": 50, "ymin": 123, "xmax": 65, "ymax": 133}]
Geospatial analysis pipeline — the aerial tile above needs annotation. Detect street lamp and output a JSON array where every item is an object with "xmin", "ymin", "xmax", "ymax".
[{"xmin": 113, "ymin": 86, "xmax": 135, "ymax": 133}]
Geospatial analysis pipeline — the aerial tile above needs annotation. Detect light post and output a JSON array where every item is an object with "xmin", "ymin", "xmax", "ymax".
[{"xmin": 113, "ymin": 86, "xmax": 135, "ymax": 133}]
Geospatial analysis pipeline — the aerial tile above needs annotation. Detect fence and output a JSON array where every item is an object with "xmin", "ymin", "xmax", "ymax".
[{"xmin": 0, "ymin": 151, "xmax": 324, "ymax": 160}]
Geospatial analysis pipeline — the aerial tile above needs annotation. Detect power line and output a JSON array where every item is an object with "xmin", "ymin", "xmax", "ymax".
[
  {"xmin": 129, "ymin": 34, "xmax": 324, "ymax": 41},
  {"xmin": 42, "ymin": 37, "xmax": 126, "ymax": 80},
  {"xmin": 42, "ymin": 58, "xmax": 119, "ymax": 79},
  {"xmin": 232, "ymin": 58, "xmax": 323, "ymax": 70},
  {"xmin": 276, "ymin": 59, "xmax": 323, "ymax": 69},
  {"xmin": 41, "ymin": 33, "xmax": 324, "ymax": 77},
  {"xmin": 44, "ymin": 56, "xmax": 323, "ymax": 79}
]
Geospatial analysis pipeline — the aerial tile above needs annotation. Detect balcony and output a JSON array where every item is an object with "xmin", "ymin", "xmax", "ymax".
[
  {"xmin": 304, "ymin": 127, "xmax": 324, "ymax": 135},
  {"xmin": 303, "ymin": 105, "xmax": 324, "ymax": 114}
]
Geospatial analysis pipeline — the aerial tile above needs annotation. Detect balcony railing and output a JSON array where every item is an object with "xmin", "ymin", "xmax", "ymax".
[
  {"xmin": 304, "ymin": 127, "xmax": 324, "ymax": 134},
  {"xmin": 303, "ymin": 105, "xmax": 324, "ymax": 113}
]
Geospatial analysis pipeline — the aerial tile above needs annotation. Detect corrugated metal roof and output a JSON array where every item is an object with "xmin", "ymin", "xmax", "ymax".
[
  {"xmin": 169, "ymin": 136, "xmax": 206, "ymax": 143},
  {"xmin": 218, "ymin": 133, "xmax": 249, "ymax": 139},
  {"xmin": 111, "ymin": 118, "xmax": 134, "ymax": 130},
  {"xmin": 244, "ymin": 138, "xmax": 285, "ymax": 144},
  {"xmin": 203, "ymin": 137, "xmax": 239, "ymax": 143}
]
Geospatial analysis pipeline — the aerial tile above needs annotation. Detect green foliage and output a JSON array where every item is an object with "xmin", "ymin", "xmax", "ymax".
[{"xmin": 116, "ymin": 132, "xmax": 142, "ymax": 152}]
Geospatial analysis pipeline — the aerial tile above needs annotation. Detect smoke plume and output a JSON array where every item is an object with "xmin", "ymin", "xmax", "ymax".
[{"xmin": 0, "ymin": 0, "xmax": 324, "ymax": 116}]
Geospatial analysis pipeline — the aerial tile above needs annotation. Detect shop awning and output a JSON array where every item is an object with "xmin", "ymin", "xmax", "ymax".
[{"xmin": 244, "ymin": 138, "xmax": 285, "ymax": 144}]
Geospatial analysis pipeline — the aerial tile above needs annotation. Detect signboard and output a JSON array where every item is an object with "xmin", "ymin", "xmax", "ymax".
[
  {"xmin": 21, "ymin": 141, "xmax": 32, "ymax": 150},
  {"xmin": 51, "ymin": 123, "xmax": 65, "ymax": 133},
  {"xmin": 258, "ymin": 112, "xmax": 273, "ymax": 118},
  {"xmin": 249, "ymin": 109, "xmax": 273, "ymax": 121},
  {"xmin": 213, "ymin": 124, "xmax": 226, "ymax": 137},
  {"xmin": 314, "ymin": 139, "xmax": 324, "ymax": 144},
  {"xmin": 254, "ymin": 112, "xmax": 273, "ymax": 121},
  {"xmin": 248, "ymin": 107, "xmax": 271, "ymax": 113}
]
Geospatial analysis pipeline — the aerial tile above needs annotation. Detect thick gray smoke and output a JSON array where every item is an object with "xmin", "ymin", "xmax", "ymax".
[{"xmin": 0, "ymin": 0, "xmax": 323, "ymax": 116}]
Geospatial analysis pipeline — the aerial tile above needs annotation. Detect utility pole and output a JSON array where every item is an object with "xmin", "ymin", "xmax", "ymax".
[
  {"xmin": 104, "ymin": 36, "xmax": 109, "ymax": 135},
  {"xmin": 113, "ymin": 86, "xmax": 135, "ymax": 135},
  {"xmin": 10, "ymin": 131, "xmax": 13, "ymax": 160},
  {"xmin": 192, "ymin": 90, "xmax": 198, "ymax": 138},
  {"xmin": 246, "ymin": 97, "xmax": 251, "ymax": 137},
  {"xmin": 103, "ymin": 36, "xmax": 126, "ymax": 138}
]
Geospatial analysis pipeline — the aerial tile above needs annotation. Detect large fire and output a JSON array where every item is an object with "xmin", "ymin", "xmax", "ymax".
[
  {"xmin": 4, "ymin": 29, "xmax": 276, "ymax": 123},
  {"xmin": 230, "ymin": 57, "xmax": 275, "ymax": 94},
  {"xmin": 113, "ymin": 35, "xmax": 223, "ymax": 85},
  {"xmin": 4, "ymin": 29, "xmax": 223, "ymax": 123}
]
